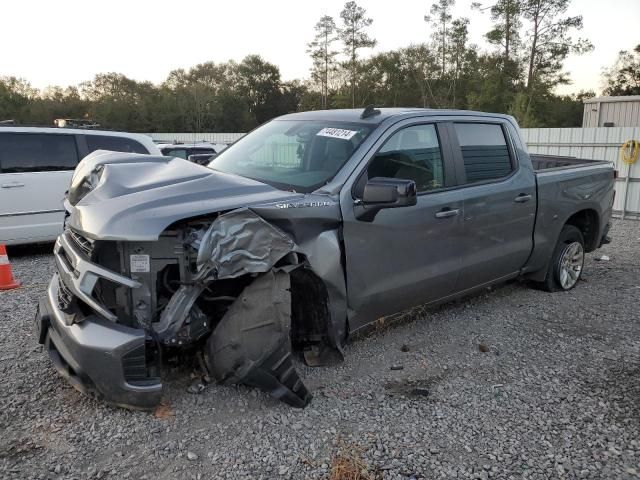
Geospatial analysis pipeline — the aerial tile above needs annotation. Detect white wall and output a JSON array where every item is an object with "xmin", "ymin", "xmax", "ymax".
[
  {"xmin": 521, "ymin": 127, "xmax": 640, "ymax": 216},
  {"xmin": 583, "ymin": 97, "xmax": 640, "ymax": 128},
  {"xmin": 148, "ymin": 132, "xmax": 245, "ymax": 144}
]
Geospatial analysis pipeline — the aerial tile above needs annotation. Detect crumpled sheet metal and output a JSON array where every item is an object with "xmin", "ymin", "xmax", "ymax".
[
  {"xmin": 154, "ymin": 208, "xmax": 296, "ymax": 338},
  {"xmin": 195, "ymin": 208, "xmax": 296, "ymax": 280}
]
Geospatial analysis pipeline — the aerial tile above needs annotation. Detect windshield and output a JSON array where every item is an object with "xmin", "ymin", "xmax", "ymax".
[{"xmin": 208, "ymin": 120, "xmax": 373, "ymax": 192}]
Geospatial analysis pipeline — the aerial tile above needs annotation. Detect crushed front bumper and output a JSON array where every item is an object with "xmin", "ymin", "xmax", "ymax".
[{"xmin": 35, "ymin": 274, "xmax": 162, "ymax": 409}]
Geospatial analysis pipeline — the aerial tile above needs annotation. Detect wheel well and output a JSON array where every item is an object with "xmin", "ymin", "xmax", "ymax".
[
  {"xmin": 289, "ymin": 268, "xmax": 331, "ymax": 352},
  {"xmin": 565, "ymin": 209, "xmax": 599, "ymax": 252}
]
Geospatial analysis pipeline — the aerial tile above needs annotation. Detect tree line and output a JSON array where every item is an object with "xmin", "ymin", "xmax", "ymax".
[{"xmin": 1, "ymin": 0, "xmax": 638, "ymax": 132}]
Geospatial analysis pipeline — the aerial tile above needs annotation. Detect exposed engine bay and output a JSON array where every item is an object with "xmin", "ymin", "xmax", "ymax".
[
  {"xmin": 49, "ymin": 205, "xmax": 349, "ymax": 408},
  {"xmin": 33, "ymin": 149, "xmax": 352, "ymax": 410}
]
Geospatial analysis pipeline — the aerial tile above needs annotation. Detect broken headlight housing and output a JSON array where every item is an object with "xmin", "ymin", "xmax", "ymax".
[{"xmin": 68, "ymin": 165, "xmax": 104, "ymax": 206}]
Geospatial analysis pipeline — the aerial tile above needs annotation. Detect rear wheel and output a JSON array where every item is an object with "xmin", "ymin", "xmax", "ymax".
[{"xmin": 540, "ymin": 225, "xmax": 585, "ymax": 292}]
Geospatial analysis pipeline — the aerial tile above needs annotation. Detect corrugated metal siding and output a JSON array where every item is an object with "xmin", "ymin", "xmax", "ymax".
[
  {"xmin": 521, "ymin": 127, "xmax": 640, "ymax": 216},
  {"xmin": 148, "ymin": 132, "xmax": 245, "ymax": 144},
  {"xmin": 583, "ymin": 103, "xmax": 599, "ymax": 127},
  {"xmin": 583, "ymin": 99, "xmax": 640, "ymax": 127}
]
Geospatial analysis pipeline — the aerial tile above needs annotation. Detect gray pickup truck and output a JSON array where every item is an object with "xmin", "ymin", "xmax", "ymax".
[{"xmin": 35, "ymin": 108, "xmax": 614, "ymax": 409}]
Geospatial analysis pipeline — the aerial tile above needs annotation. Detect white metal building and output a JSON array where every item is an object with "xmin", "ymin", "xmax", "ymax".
[{"xmin": 583, "ymin": 96, "xmax": 640, "ymax": 127}]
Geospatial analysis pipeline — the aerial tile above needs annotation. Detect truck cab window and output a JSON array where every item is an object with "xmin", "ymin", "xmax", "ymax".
[
  {"xmin": 454, "ymin": 123, "xmax": 513, "ymax": 183},
  {"xmin": 368, "ymin": 124, "xmax": 444, "ymax": 192}
]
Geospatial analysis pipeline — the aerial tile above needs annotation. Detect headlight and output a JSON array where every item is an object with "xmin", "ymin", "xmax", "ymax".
[{"xmin": 68, "ymin": 165, "xmax": 104, "ymax": 206}]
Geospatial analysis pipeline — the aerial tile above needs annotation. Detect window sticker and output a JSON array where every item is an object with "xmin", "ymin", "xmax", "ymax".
[{"xmin": 316, "ymin": 127, "xmax": 358, "ymax": 140}]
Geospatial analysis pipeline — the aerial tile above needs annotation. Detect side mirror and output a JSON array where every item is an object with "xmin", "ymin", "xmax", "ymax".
[{"xmin": 356, "ymin": 177, "xmax": 417, "ymax": 221}]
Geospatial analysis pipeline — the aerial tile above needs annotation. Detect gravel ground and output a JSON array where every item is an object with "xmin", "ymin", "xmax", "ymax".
[{"xmin": 1, "ymin": 219, "xmax": 639, "ymax": 480}]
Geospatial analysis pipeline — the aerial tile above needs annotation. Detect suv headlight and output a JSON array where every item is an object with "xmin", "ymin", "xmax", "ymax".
[{"xmin": 68, "ymin": 165, "xmax": 104, "ymax": 205}]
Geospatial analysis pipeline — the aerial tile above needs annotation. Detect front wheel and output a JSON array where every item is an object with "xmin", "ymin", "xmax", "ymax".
[{"xmin": 540, "ymin": 225, "xmax": 585, "ymax": 292}]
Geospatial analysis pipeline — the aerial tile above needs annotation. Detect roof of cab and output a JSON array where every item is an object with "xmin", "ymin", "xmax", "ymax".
[{"xmin": 276, "ymin": 107, "xmax": 514, "ymax": 124}]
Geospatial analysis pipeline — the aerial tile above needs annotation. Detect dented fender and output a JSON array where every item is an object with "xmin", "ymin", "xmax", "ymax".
[{"xmin": 250, "ymin": 197, "xmax": 348, "ymax": 351}]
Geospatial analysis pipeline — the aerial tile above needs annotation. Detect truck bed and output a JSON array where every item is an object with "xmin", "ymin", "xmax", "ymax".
[{"xmin": 530, "ymin": 154, "xmax": 610, "ymax": 171}]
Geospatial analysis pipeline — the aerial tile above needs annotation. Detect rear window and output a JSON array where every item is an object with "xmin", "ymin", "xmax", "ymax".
[
  {"xmin": 163, "ymin": 148, "xmax": 187, "ymax": 159},
  {"xmin": 85, "ymin": 135, "xmax": 149, "ymax": 155},
  {"xmin": 190, "ymin": 148, "xmax": 216, "ymax": 155},
  {"xmin": 454, "ymin": 123, "xmax": 513, "ymax": 183},
  {"xmin": 0, "ymin": 132, "xmax": 79, "ymax": 173}
]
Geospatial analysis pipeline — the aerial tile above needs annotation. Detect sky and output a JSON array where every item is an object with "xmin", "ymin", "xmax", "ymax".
[{"xmin": 1, "ymin": 0, "xmax": 638, "ymax": 95}]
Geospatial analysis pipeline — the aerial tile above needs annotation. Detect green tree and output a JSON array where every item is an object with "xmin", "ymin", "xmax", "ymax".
[
  {"xmin": 401, "ymin": 45, "xmax": 439, "ymax": 107},
  {"xmin": 236, "ymin": 55, "xmax": 284, "ymax": 125},
  {"xmin": 448, "ymin": 17, "xmax": 470, "ymax": 105},
  {"xmin": 603, "ymin": 45, "xmax": 640, "ymax": 96},
  {"xmin": 80, "ymin": 73, "xmax": 158, "ymax": 131},
  {"xmin": 518, "ymin": 0, "xmax": 593, "ymax": 125},
  {"xmin": 425, "ymin": 0, "xmax": 455, "ymax": 77},
  {"xmin": 338, "ymin": 1, "xmax": 376, "ymax": 108},
  {"xmin": 0, "ymin": 77, "xmax": 37, "ymax": 122},
  {"xmin": 481, "ymin": 0, "xmax": 522, "ymax": 63},
  {"xmin": 307, "ymin": 15, "xmax": 339, "ymax": 109}
]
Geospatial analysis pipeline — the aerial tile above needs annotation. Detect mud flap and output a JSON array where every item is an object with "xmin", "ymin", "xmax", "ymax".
[{"xmin": 206, "ymin": 270, "xmax": 312, "ymax": 408}]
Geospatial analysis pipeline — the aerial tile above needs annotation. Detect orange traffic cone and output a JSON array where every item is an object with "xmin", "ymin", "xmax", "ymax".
[{"xmin": 0, "ymin": 244, "xmax": 20, "ymax": 290}]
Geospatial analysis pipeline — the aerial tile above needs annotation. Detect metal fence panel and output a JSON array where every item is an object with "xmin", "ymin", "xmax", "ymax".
[
  {"xmin": 521, "ymin": 127, "xmax": 640, "ymax": 216},
  {"xmin": 148, "ymin": 132, "xmax": 245, "ymax": 144}
]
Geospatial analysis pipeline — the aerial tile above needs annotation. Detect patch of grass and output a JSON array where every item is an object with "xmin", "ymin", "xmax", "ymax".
[{"xmin": 328, "ymin": 442, "xmax": 376, "ymax": 480}]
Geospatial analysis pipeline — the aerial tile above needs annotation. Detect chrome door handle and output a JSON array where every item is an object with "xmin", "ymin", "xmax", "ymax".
[
  {"xmin": 514, "ymin": 194, "xmax": 532, "ymax": 203},
  {"xmin": 1, "ymin": 182, "xmax": 25, "ymax": 188},
  {"xmin": 435, "ymin": 208, "xmax": 460, "ymax": 219}
]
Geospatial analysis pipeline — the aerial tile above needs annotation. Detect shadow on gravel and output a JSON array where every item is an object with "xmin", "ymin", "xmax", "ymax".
[
  {"xmin": 384, "ymin": 376, "xmax": 445, "ymax": 399},
  {"xmin": 581, "ymin": 362, "xmax": 640, "ymax": 421},
  {"xmin": 6, "ymin": 243, "xmax": 54, "ymax": 258}
]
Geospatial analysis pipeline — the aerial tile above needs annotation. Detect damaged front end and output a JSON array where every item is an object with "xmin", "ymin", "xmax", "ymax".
[{"xmin": 36, "ymin": 208, "xmax": 313, "ymax": 409}]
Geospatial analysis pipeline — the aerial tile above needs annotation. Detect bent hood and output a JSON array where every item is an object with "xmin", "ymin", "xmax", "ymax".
[{"xmin": 67, "ymin": 151, "xmax": 304, "ymax": 241}]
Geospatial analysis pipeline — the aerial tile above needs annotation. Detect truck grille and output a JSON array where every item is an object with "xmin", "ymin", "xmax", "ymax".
[
  {"xmin": 57, "ymin": 278, "xmax": 74, "ymax": 312},
  {"xmin": 69, "ymin": 230, "xmax": 94, "ymax": 258}
]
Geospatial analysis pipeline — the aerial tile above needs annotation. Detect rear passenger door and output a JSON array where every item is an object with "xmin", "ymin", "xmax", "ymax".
[
  {"xmin": 450, "ymin": 121, "xmax": 536, "ymax": 290},
  {"xmin": 0, "ymin": 132, "xmax": 79, "ymax": 244}
]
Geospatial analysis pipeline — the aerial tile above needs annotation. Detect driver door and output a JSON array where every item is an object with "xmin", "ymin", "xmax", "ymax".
[{"xmin": 340, "ymin": 120, "xmax": 465, "ymax": 333}]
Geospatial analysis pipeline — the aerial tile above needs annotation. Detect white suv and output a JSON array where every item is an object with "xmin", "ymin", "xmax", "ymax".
[{"xmin": 0, "ymin": 127, "xmax": 160, "ymax": 245}]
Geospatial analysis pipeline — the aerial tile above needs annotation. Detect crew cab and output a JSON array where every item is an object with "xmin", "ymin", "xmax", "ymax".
[
  {"xmin": 34, "ymin": 108, "xmax": 614, "ymax": 409},
  {"xmin": 0, "ymin": 127, "xmax": 160, "ymax": 245}
]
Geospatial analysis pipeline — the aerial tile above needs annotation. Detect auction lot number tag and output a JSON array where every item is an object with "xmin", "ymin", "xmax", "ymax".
[
  {"xmin": 130, "ymin": 254, "xmax": 150, "ymax": 273},
  {"xmin": 316, "ymin": 127, "xmax": 358, "ymax": 140}
]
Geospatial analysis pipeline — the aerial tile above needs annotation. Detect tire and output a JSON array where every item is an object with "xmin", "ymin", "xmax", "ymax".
[{"xmin": 540, "ymin": 225, "xmax": 585, "ymax": 292}]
